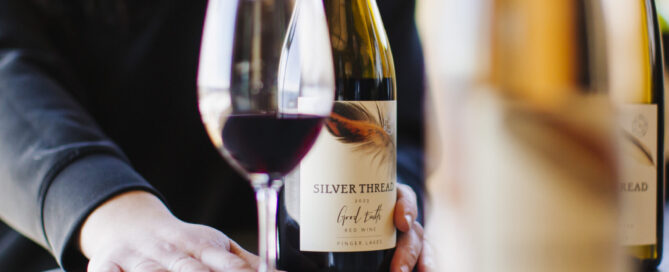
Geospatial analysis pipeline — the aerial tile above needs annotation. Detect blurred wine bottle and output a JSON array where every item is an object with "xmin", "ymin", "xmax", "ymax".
[
  {"xmin": 605, "ymin": 0, "xmax": 665, "ymax": 268},
  {"xmin": 419, "ymin": 0, "xmax": 626, "ymax": 271}
]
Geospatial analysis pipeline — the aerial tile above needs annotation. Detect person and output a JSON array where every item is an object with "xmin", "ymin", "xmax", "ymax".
[{"xmin": 0, "ymin": 0, "xmax": 430, "ymax": 271}]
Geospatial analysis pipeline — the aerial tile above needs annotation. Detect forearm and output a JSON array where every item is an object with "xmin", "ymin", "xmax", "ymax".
[
  {"xmin": 0, "ymin": 56, "xmax": 161, "ymax": 269},
  {"xmin": 0, "ymin": 1, "xmax": 158, "ymax": 269}
]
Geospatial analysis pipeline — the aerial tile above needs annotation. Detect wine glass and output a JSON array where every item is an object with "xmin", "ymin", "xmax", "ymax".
[{"xmin": 197, "ymin": 0, "xmax": 334, "ymax": 271}]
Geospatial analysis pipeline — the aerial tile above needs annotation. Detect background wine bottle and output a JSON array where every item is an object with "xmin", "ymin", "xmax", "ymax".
[
  {"xmin": 608, "ymin": 0, "xmax": 665, "ymax": 268},
  {"xmin": 418, "ymin": 0, "xmax": 624, "ymax": 270},
  {"xmin": 276, "ymin": 0, "xmax": 397, "ymax": 270}
]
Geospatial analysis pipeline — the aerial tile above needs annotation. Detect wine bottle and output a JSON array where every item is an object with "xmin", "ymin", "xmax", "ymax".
[
  {"xmin": 451, "ymin": 0, "xmax": 623, "ymax": 271},
  {"xmin": 276, "ymin": 0, "xmax": 397, "ymax": 270},
  {"xmin": 609, "ymin": 0, "xmax": 665, "ymax": 268}
]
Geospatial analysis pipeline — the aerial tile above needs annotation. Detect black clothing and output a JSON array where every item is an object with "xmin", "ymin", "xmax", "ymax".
[{"xmin": 0, "ymin": 0, "xmax": 425, "ymax": 271}]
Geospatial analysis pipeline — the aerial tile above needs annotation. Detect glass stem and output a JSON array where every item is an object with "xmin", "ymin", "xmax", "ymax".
[{"xmin": 254, "ymin": 178, "xmax": 282, "ymax": 272}]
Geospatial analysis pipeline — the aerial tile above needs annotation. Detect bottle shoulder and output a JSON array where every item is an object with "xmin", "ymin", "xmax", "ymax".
[{"xmin": 324, "ymin": 0, "xmax": 396, "ymax": 81}]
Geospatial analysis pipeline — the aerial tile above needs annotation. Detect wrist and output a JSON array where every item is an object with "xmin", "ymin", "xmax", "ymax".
[{"xmin": 78, "ymin": 190, "xmax": 171, "ymax": 258}]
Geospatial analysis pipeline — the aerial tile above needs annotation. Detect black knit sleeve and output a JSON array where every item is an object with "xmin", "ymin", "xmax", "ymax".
[{"xmin": 0, "ymin": 0, "xmax": 160, "ymax": 270}]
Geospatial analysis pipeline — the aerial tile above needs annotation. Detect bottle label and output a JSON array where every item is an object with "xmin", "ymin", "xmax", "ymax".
[
  {"xmin": 299, "ymin": 101, "xmax": 397, "ymax": 252},
  {"xmin": 619, "ymin": 104, "xmax": 657, "ymax": 246}
]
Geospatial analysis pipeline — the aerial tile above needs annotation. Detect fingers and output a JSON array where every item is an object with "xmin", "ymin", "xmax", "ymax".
[
  {"xmin": 417, "ymin": 238, "xmax": 436, "ymax": 272},
  {"xmin": 91, "ymin": 256, "xmax": 168, "ymax": 272},
  {"xmin": 229, "ymin": 241, "xmax": 260, "ymax": 270},
  {"xmin": 88, "ymin": 260, "xmax": 122, "ymax": 272},
  {"xmin": 200, "ymin": 246, "xmax": 255, "ymax": 272},
  {"xmin": 170, "ymin": 256, "xmax": 211, "ymax": 272},
  {"xmin": 154, "ymin": 234, "xmax": 250, "ymax": 272},
  {"xmin": 392, "ymin": 184, "xmax": 425, "ymax": 272},
  {"xmin": 162, "ymin": 253, "xmax": 211, "ymax": 272},
  {"xmin": 132, "ymin": 259, "xmax": 169, "ymax": 272},
  {"xmin": 391, "ymin": 221, "xmax": 424, "ymax": 272},
  {"xmin": 178, "ymin": 227, "xmax": 255, "ymax": 271},
  {"xmin": 395, "ymin": 184, "xmax": 419, "ymax": 232}
]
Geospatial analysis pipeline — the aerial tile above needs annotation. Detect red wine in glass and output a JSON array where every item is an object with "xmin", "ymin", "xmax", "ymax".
[{"xmin": 222, "ymin": 114, "xmax": 324, "ymax": 177}]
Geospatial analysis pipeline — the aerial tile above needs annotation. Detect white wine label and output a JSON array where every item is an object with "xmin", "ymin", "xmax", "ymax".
[
  {"xmin": 299, "ymin": 101, "xmax": 397, "ymax": 252},
  {"xmin": 619, "ymin": 104, "xmax": 657, "ymax": 246}
]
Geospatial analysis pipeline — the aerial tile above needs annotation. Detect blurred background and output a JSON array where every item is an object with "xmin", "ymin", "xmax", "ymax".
[{"xmin": 418, "ymin": 0, "xmax": 668, "ymax": 271}]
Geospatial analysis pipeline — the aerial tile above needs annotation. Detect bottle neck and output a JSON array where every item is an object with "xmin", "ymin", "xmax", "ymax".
[{"xmin": 323, "ymin": 0, "xmax": 395, "ymax": 81}]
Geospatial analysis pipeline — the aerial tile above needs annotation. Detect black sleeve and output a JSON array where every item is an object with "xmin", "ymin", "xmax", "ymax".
[{"xmin": 0, "ymin": 0, "xmax": 159, "ymax": 270}]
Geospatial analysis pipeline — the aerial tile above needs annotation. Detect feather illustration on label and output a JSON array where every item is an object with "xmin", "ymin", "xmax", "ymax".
[
  {"xmin": 326, "ymin": 103, "xmax": 396, "ymax": 172},
  {"xmin": 622, "ymin": 129, "xmax": 654, "ymax": 166}
]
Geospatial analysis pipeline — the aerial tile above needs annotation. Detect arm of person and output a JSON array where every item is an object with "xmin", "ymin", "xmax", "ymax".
[
  {"xmin": 0, "ymin": 0, "xmax": 169, "ymax": 270},
  {"xmin": 0, "ymin": 1, "xmax": 259, "ymax": 271}
]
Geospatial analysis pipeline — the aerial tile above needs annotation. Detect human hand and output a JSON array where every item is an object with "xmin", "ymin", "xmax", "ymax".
[
  {"xmin": 391, "ymin": 184, "xmax": 435, "ymax": 272},
  {"xmin": 79, "ymin": 191, "xmax": 259, "ymax": 272}
]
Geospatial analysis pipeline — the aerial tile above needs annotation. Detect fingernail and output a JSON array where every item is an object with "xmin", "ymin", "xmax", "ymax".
[
  {"xmin": 400, "ymin": 264, "xmax": 409, "ymax": 272},
  {"xmin": 404, "ymin": 214, "xmax": 413, "ymax": 228}
]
